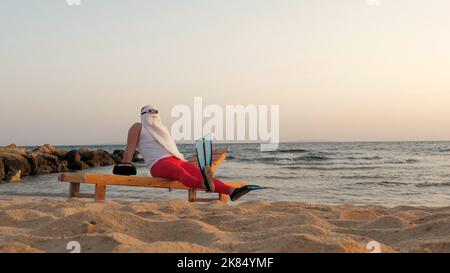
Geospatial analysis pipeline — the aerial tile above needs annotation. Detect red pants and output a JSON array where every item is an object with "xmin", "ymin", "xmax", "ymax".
[{"xmin": 150, "ymin": 156, "xmax": 232, "ymax": 195}]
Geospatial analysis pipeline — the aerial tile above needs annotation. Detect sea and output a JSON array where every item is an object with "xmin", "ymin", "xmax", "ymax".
[{"xmin": 1, "ymin": 142, "xmax": 450, "ymax": 207}]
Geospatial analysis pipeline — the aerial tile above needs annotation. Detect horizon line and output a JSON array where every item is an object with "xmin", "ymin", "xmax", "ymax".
[{"xmin": 5, "ymin": 139, "xmax": 450, "ymax": 148}]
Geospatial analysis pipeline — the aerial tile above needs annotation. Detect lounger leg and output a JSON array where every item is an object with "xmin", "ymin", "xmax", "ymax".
[
  {"xmin": 69, "ymin": 183, "xmax": 80, "ymax": 198},
  {"xmin": 218, "ymin": 193, "xmax": 228, "ymax": 204},
  {"xmin": 188, "ymin": 189, "xmax": 197, "ymax": 202},
  {"xmin": 95, "ymin": 184, "xmax": 106, "ymax": 201}
]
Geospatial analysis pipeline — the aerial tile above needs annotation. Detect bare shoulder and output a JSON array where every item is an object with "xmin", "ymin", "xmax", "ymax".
[{"xmin": 129, "ymin": 122, "xmax": 142, "ymax": 133}]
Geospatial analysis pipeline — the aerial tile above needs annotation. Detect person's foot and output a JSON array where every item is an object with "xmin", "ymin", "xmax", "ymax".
[{"xmin": 203, "ymin": 166, "xmax": 215, "ymax": 192}]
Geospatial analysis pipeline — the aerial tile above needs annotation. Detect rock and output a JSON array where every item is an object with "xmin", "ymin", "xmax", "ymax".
[
  {"xmin": 28, "ymin": 153, "xmax": 68, "ymax": 175},
  {"xmin": 112, "ymin": 150, "xmax": 125, "ymax": 163},
  {"xmin": 113, "ymin": 149, "xmax": 142, "ymax": 163},
  {"xmin": 65, "ymin": 150, "xmax": 81, "ymax": 162},
  {"xmin": 85, "ymin": 160, "xmax": 100, "ymax": 168},
  {"xmin": 4, "ymin": 170, "xmax": 21, "ymax": 183},
  {"xmin": 110, "ymin": 154, "xmax": 122, "ymax": 164},
  {"xmin": 57, "ymin": 159, "xmax": 69, "ymax": 172},
  {"xmin": 0, "ymin": 144, "xmax": 28, "ymax": 157},
  {"xmin": 112, "ymin": 150, "xmax": 143, "ymax": 163},
  {"xmin": 32, "ymin": 144, "xmax": 67, "ymax": 159},
  {"xmin": 85, "ymin": 150, "xmax": 115, "ymax": 167},
  {"xmin": 28, "ymin": 154, "xmax": 50, "ymax": 175},
  {"xmin": 24, "ymin": 145, "xmax": 69, "ymax": 175},
  {"xmin": 79, "ymin": 148, "xmax": 116, "ymax": 166},
  {"xmin": 113, "ymin": 150, "xmax": 125, "ymax": 159},
  {"xmin": 64, "ymin": 150, "xmax": 89, "ymax": 170},
  {"xmin": 96, "ymin": 150, "xmax": 116, "ymax": 166},
  {"xmin": 53, "ymin": 149, "xmax": 68, "ymax": 159},
  {"xmin": 0, "ymin": 144, "xmax": 126, "ymax": 179},
  {"xmin": 0, "ymin": 159, "xmax": 5, "ymax": 181},
  {"xmin": 32, "ymin": 144, "xmax": 56, "ymax": 154},
  {"xmin": 0, "ymin": 153, "xmax": 31, "ymax": 177},
  {"xmin": 79, "ymin": 148, "xmax": 92, "ymax": 161},
  {"xmin": 68, "ymin": 160, "xmax": 90, "ymax": 170},
  {"xmin": 0, "ymin": 144, "xmax": 32, "ymax": 177}
]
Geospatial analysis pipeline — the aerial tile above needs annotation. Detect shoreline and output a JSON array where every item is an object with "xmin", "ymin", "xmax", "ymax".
[
  {"xmin": 1, "ymin": 194, "xmax": 449, "ymax": 208},
  {"xmin": 1, "ymin": 198, "xmax": 449, "ymax": 253}
]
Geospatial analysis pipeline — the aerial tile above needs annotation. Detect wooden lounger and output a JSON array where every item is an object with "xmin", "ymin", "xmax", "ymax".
[{"xmin": 58, "ymin": 148, "xmax": 245, "ymax": 204}]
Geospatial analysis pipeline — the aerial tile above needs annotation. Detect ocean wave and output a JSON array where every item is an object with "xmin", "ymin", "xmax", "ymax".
[
  {"xmin": 383, "ymin": 159, "xmax": 420, "ymax": 164},
  {"xmin": 237, "ymin": 157, "xmax": 279, "ymax": 162},
  {"xmin": 354, "ymin": 181, "xmax": 408, "ymax": 187},
  {"xmin": 340, "ymin": 175, "xmax": 385, "ymax": 180},
  {"xmin": 271, "ymin": 149, "xmax": 309, "ymax": 153},
  {"xmin": 217, "ymin": 175, "xmax": 239, "ymax": 180},
  {"xmin": 283, "ymin": 166, "xmax": 382, "ymax": 171},
  {"xmin": 294, "ymin": 155, "xmax": 330, "ymax": 161},
  {"xmin": 406, "ymin": 159, "xmax": 420, "ymax": 163},
  {"xmin": 415, "ymin": 182, "xmax": 450, "ymax": 188},
  {"xmin": 347, "ymin": 156, "xmax": 382, "ymax": 160},
  {"xmin": 264, "ymin": 175, "xmax": 299, "ymax": 180}
]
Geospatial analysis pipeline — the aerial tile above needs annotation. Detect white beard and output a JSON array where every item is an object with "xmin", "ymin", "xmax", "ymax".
[{"xmin": 141, "ymin": 113, "xmax": 185, "ymax": 161}]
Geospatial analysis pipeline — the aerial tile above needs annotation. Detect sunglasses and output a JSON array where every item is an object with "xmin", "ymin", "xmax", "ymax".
[{"xmin": 141, "ymin": 109, "xmax": 159, "ymax": 115}]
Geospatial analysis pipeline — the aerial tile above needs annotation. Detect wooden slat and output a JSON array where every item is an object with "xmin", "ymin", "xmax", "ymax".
[
  {"xmin": 69, "ymin": 183, "xmax": 80, "ymax": 197},
  {"xmin": 59, "ymin": 173, "xmax": 85, "ymax": 183},
  {"xmin": 95, "ymin": 184, "xmax": 106, "ymax": 201},
  {"xmin": 188, "ymin": 148, "xmax": 228, "ymax": 174},
  {"xmin": 188, "ymin": 189, "xmax": 197, "ymax": 202},
  {"xmin": 219, "ymin": 193, "xmax": 228, "ymax": 204},
  {"xmin": 59, "ymin": 173, "xmax": 246, "ymax": 189},
  {"xmin": 211, "ymin": 149, "xmax": 227, "ymax": 174},
  {"xmin": 195, "ymin": 197, "xmax": 220, "ymax": 202},
  {"xmin": 83, "ymin": 174, "xmax": 183, "ymax": 188}
]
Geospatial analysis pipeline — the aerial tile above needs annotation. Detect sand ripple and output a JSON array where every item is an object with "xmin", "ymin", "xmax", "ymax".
[{"xmin": 0, "ymin": 198, "xmax": 449, "ymax": 253}]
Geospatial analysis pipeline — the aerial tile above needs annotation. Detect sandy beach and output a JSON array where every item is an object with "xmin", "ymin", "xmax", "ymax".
[{"xmin": 0, "ymin": 198, "xmax": 449, "ymax": 253}]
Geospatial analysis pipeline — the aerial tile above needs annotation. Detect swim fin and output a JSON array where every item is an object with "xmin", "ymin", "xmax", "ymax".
[
  {"xmin": 204, "ymin": 134, "xmax": 213, "ymax": 167},
  {"xmin": 230, "ymin": 185, "xmax": 274, "ymax": 201},
  {"xmin": 195, "ymin": 135, "xmax": 214, "ymax": 192}
]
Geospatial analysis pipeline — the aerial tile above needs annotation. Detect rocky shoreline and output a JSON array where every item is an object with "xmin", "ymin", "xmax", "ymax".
[{"xmin": 0, "ymin": 144, "xmax": 142, "ymax": 183}]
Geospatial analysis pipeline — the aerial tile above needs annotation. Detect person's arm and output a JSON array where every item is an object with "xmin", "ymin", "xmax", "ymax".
[{"xmin": 123, "ymin": 123, "xmax": 141, "ymax": 163}]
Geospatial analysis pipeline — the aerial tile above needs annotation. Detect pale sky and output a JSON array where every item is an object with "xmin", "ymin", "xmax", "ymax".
[{"xmin": 1, "ymin": 0, "xmax": 450, "ymax": 146}]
